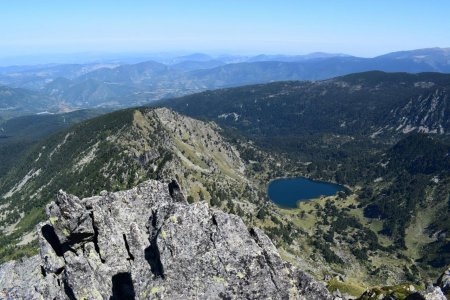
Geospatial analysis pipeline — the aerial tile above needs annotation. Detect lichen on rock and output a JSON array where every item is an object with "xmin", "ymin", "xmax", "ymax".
[{"xmin": 0, "ymin": 179, "xmax": 333, "ymax": 299}]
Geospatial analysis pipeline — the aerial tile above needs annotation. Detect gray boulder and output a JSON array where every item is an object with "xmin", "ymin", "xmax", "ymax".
[
  {"xmin": 437, "ymin": 266, "xmax": 450, "ymax": 294},
  {"xmin": 0, "ymin": 179, "xmax": 333, "ymax": 299},
  {"xmin": 418, "ymin": 287, "xmax": 447, "ymax": 300}
]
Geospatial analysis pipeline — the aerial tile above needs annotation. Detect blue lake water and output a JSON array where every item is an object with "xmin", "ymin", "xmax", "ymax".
[{"xmin": 267, "ymin": 177, "xmax": 345, "ymax": 208}]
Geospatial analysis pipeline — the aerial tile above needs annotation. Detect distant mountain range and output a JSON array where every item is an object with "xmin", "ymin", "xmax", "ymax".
[
  {"xmin": 0, "ymin": 85, "xmax": 58, "ymax": 121},
  {"xmin": 1, "ymin": 47, "xmax": 450, "ymax": 120}
]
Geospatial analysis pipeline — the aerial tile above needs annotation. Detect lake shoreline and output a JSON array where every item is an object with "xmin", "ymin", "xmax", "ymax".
[{"xmin": 267, "ymin": 176, "xmax": 347, "ymax": 209}]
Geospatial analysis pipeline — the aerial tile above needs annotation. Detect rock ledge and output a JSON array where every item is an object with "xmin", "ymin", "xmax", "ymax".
[{"xmin": 0, "ymin": 180, "xmax": 332, "ymax": 299}]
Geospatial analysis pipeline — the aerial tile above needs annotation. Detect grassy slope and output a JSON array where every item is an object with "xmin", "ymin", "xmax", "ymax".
[{"xmin": 0, "ymin": 107, "xmax": 273, "ymax": 263}]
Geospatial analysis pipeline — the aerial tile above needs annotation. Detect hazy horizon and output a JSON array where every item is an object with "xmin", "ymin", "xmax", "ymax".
[
  {"xmin": 1, "ymin": 0, "xmax": 450, "ymax": 65},
  {"xmin": 0, "ymin": 46, "xmax": 449, "ymax": 67}
]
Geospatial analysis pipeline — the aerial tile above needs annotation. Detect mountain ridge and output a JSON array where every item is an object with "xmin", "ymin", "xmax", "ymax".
[
  {"xmin": 0, "ymin": 70, "xmax": 450, "ymax": 297},
  {"xmin": 2, "ymin": 47, "xmax": 450, "ymax": 117},
  {"xmin": 158, "ymin": 71, "xmax": 450, "ymax": 143},
  {"xmin": 153, "ymin": 73, "xmax": 450, "ymax": 288},
  {"xmin": 0, "ymin": 107, "xmax": 273, "ymax": 264}
]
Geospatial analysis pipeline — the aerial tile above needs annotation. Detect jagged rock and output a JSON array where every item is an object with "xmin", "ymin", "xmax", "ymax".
[
  {"xmin": 402, "ymin": 287, "xmax": 446, "ymax": 300},
  {"xmin": 0, "ymin": 179, "xmax": 333, "ymax": 299},
  {"xmin": 437, "ymin": 266, "xmax": 450, "ymax": 294},
  {"xmin": 0, "ymin": 255, "xmax": 61, "ymax": 300},
  {"xmin": 420, "ymin": 287, "xmax": 447, "ymax": 300}
]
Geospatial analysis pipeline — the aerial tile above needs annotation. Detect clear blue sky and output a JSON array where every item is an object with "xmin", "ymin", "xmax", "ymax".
[{"xmin": 1, "ymin": 0, "xmax": 449, "ymax": 58}]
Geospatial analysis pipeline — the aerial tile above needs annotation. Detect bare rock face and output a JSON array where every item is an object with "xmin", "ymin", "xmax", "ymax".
[
  {"xmin": 412, "ymin": 287, "xmax": 447, "ymax": 300},
  {"xmin": 437, "ymin": 266, "xmax": 450, "ymax": 295},
  {"xmin": 0, "ymin": 180, "xmax": 332, "ymax": 299}
]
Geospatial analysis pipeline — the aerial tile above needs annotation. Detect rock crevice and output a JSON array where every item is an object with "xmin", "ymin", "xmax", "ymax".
[{"xmin": 0, "ymin": 179, "xmax": 333, "ymax": 299}]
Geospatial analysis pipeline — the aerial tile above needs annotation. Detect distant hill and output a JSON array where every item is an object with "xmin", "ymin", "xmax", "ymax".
[
  {"xmin": 1, "ymin": 48, "xmax": 450, "ymax": 117},
  {"xmin": 44, "ymin": 77, "xmax": 139, "ymax": 107},
  {"xmin": 60, "ymin": 48, "xmax": 450, "ymax": 92},
  {"xmin": 0, "ymin": 85, "xmax": 57, "ymax": 120},
  {"xmin": 187, "ymin": 48, "xmax": 450, "ymax": 87},
  {"xmin": 79, "ymin": 60, "xmax": 171, "ymax": 85},
  {"xmin": 246, "ymin": 52, "xmax": 351, "ymax": 62},
  {"xmin": 0, "ymin": 108, "xmax": 110, "ymax": 179},
  {"xmin": 170, "ymin": 59, "xmax": 226, "ymax": 71},
  {"xmin": 159, "ymin": 71, "xmax": 450, "ymax": 146},
  {"xmin": 0, "ymin": 63, "xmax": 119, "ymax": 90}
]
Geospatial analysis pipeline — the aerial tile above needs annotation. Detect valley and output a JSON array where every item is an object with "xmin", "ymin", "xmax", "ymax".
[
  {"xmin": 156, "ymin": 71, "xmax": 450, "ymax": 294},
  {"xmin": 2, "ymin": 48, "xmax": 450, "ymax": 121},
  {"xmin": 0, "ymin": 107, "xmax": 277, "ymax": 264},
  {"xmin": 2, "ymin": 2, "xmax": 450, "ymax": 298},
  {"xmin": 0, "ymin": 69, "xmax": 449, "ymax": 299}
]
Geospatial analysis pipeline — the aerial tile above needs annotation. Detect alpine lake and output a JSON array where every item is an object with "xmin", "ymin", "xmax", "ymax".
[{"xmin": 267, "ymin": 177, "xmax": 346, "ymax": 208}]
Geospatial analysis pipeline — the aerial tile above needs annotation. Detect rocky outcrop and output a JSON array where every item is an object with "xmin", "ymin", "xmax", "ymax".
[
  {"xmin": 438, "ymin": 266, "xmax": 450, "ymax": 295},
  {"xmin": 0, "ymin": 180, "xmax": 332, "ymax": 299},
  {"xmin": 357, "ymin": 269, "xmax": 450, "ymax": 300},
  {"xmin": 415, "ymin": 287, "xmax": 447, "ymax": 300}
]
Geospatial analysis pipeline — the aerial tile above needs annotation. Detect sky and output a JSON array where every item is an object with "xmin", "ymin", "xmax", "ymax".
[{"xmin": 1, "ymin": 0, "xmax": 449, "ymax": 61}]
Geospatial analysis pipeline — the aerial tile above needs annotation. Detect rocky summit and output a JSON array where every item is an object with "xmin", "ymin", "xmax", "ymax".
[{"xmin": 0, "ymin": 179, "xmax": 332, "ymax": 299}]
